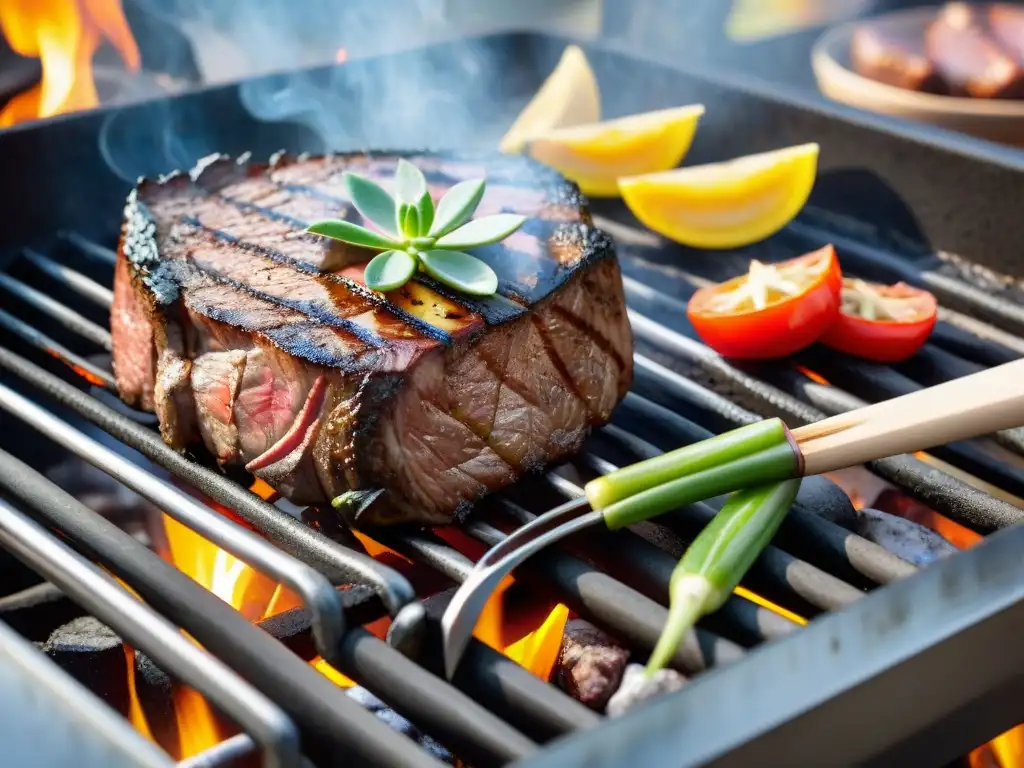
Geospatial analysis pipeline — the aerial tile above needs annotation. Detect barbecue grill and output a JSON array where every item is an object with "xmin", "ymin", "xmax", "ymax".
[{"xmin": 1, "ymin": 31, "xmax": 1023, "ymax": 768}]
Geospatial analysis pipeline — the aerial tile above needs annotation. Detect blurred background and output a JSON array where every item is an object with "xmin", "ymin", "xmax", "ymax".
[{"xmin": 2, "ymin": 0, "xmax": 1018, "ymax": 134}]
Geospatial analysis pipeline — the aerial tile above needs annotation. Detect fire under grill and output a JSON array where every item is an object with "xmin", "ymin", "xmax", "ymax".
[{"xmin": 1, "ymin": 32, "xmax": 1024, "ymax": 768}]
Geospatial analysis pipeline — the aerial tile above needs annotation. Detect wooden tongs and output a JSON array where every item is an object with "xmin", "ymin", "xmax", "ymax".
[{"xmin": 440, "ymin": 358, "xmax": 1024, "ymax": 679}]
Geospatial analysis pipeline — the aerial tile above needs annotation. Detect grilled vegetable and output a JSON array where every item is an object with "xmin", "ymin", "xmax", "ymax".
[
  {"xmin": 820, "ymin": 279, "xmax": 937, "ymax": 363},
  {"xmin": 585, "ymin": 418, "xmax": 801, "ymax": 528},
  {"xmin": 686, "ymin": 245, "xmax": 842, "ymax": 359},
  {"xmin": 645, "ymin": 479, "xmax": 802, "ymax": 675}
]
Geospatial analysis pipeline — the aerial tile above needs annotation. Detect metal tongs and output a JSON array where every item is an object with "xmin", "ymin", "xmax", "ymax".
[{"xmin": 441, "ymin": 357, "xmax": 1024, "ymax": 678}]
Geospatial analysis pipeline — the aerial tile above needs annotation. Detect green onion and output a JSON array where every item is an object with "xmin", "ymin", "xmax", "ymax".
[
  {"xmin": 585, "ymin": 418, "xmax": 792, "ymax": 510},
  {"xmin": 645, "ymin": 478, "xmax": 802, "ymax": 676},
  {"xmin": 601, "ymin": 440, "xmax": 799, "ymax": 530}
]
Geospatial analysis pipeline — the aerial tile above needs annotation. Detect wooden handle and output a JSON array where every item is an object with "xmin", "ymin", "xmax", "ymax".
[{"xmin": 792, "ymin": 358, "xmax": 1024, "ymax": 476}]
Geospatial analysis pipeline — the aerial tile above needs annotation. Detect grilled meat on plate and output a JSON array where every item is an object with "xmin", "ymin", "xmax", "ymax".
[{"xmin": 112, "ymin": 151, "xmax": 633, "ymax": 525}]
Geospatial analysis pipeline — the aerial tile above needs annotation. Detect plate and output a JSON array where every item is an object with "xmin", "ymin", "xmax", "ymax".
[{"xmin": 811, "ymin": 6, "xmax": 1024, "ymax": 146}]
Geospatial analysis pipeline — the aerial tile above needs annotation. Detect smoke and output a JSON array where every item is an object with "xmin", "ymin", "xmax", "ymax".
[{"xmin": 99, "ymin": 0, "xmax": 601, "ymax": 180}]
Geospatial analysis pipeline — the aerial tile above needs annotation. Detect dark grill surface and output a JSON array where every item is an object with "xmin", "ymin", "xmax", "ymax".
[{"xmin": 1, "ymin": 32, "xmax": 1024, "ymax": 768}]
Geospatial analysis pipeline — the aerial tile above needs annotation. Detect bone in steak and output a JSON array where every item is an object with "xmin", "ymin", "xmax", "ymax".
[{"xmin": 112, "ymin": 151, "xmax": 633, "ymax": 525}]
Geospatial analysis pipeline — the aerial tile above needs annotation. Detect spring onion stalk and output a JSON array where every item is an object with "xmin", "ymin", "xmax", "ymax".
[
  {"xmin": 585, "ymin": 418, "xmax": 792, "ymax": 510},
  {"xmin": 602, "ymin": 441, "xmax": 800, "ymax": 530},
  {"xmin": 645, "ymin": 478, "xmax": 802, "ymax": 676}
]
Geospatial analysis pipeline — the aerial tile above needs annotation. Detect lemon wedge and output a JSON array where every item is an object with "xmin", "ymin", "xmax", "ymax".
[
  {"xmin": 499, "ymin": 45, "xmax": 600, "ymax": 154},
  {"xmin": 526, "ymin": 105, "xmax": 705, "ymax": 197},
  {"xmin": 618, "ymin": 143, "xmax": 820, "ymax": 249}
]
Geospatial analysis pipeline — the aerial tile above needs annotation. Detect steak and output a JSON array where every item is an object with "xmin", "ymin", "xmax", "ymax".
[{"xmin": 112, "ymin": 151, "xmax": 633, "ymax": 525}]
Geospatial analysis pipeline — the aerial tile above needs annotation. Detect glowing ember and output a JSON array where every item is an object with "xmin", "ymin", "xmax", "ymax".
[
  {"xmin": 795, "ymin": 365, "xmax": 830, "ymax": 386},
  {"xmin": 0, "ymin": 0, "xmax": 140, "ymax": 127}
]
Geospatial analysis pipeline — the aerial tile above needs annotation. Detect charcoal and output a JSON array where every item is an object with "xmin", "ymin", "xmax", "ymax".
[
  {"xmin": 0, "ymin": 581, "xmax": 85, "ymax": 641},
  {"xmin": 345, "ymin": 687, "xmax": 453, "ymax": 763},
  {"xmin": 857, "ymin": 508, "xmax": 958, "ymax": 567},
  {"xmin": 606, "ymin": 663, "xmax": 686, "ymax": 717},
  {"xmin": 554, "ymin": 619, "xmax": 630, "ymax": 711},
  {"xmin": 42, "ymin": 616, "xmax": 130, "ymax": 711}
]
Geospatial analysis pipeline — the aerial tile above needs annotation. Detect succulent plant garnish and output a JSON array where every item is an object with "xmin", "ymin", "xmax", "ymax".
[{"xmin": 306, "ymin": 159, "xmax": 526, "ymax": 296}]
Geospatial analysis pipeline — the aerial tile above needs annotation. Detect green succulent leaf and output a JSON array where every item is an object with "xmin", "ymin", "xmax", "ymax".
[
  {"xmin": 395, "ymin": 158, "xmax": 428, "ymax": 204},
  {"xmin": 429, "ymin": 178, "xmax": 486, "ymax": 237},
  {"xmin": 419, "ymin": 249, "xmax": 499, "ymax": 296},
  {"xmin": 395, "ymin": 201, "xmax": 409, "ymax": 235},
  {"xmin": 401, "ymin": 205, "xmax": 421, "ymax": 239},
  {"xmin": 363, "ymin": 249, "xmax": 417, "ymax": 292},
  {"xmin": 306, "ymin": 219, "xmax": 397, "ymax": 251},
  {"xmin": 343, "ymin": 172, "xmax": 399, "ymax": 236},
  {"xmin": 415, "ymin": 189, "xmax": 435, "ymax": 236},
  {"xmin": 435, "ymin": 213, "xmax": 527, "ymax": 250}
]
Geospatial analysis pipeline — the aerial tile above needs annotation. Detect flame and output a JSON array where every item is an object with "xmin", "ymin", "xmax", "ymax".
[
  {"xmin": 125, "ymin": 645, "xmax": 155, "ymax": 742},
  {"xmin": 0, "ymin": 0, "xmax": 140, "ymax": 127},
  {"xmin": 335, "ymin": 47, "xmax": 348, "ymax": 64}
]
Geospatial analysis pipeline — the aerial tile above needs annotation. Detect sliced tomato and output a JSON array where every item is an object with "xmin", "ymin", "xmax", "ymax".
[
  {"xmin": 686, "ymin": 245, "xmax": 842, "ymax": 359},
  {"xmin": 820, "ymin": 279, "xmax": 937, "ymax": 362}
]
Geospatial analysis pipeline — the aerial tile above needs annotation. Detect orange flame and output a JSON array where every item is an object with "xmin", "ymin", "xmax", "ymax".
[
  {"xmin": 0, "ymin": 0, "xmax": 140, "ymax": 127},
  {"xmin": 335, "ymin": 47, "xmax": 348, "ymax": 64}
]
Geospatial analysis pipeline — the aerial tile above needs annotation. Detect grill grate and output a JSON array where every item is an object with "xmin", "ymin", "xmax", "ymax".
[{"xmin": 0, "ymin": 210, "xmax": 1019, "ymax": 767}]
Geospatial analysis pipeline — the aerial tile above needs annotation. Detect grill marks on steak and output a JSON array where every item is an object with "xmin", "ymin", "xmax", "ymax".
[{"xmin": 115, "ymin": 151, "xmax": 632, "ymax": 524}]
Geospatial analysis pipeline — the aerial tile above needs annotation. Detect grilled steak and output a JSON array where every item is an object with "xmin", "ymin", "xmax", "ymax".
[
  {"xmin": 850, "ymin": 21, "xmax": 948, "ymax": 94},
  {"xmin": 926, "ymin": 3, "xmax": 1024, "ymax": 99},
  {"xmin": 112, "ymin": 151, "xmax": 633, "ymax": 525}
]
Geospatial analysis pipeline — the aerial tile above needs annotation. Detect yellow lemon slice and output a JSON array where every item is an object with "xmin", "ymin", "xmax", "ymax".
[
  {"xmin": 526, "ymin": 105, "xmax": 706, "ymax": 198},
  {"xmin": 499, "ymin": 45, "xmax": 600, "ymax": 154},
  {"xmin": 618, "ymin": 143, "xmax": 820, "ymax": 249}
]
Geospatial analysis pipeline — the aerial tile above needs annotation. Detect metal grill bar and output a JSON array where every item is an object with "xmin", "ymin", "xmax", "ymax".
[
  {"xmin": 0, "ymin": 272, "xmax": 112, "ymax": 349},
  {"xmin": 0, "ymin": 344, "xmax": 424, "ymax": 648},
  {"xmin": 930, "ymin": 307, "xmax": 1024, "ymax": 364},
  {"xmin": 355, "ymin": 527, "xmax": 601, "ymax": 742},
  {"xmin": 0, "ymin": 391, "xmax": 542, "ymax": 766},
  {"xmin": 0, "ymin": 497, "xmax": 300, "ymax": 768},
  {"xmin": 21, "ymin": 248, "xmax": 114, "ymax": 308},
  {"xmin": 0, "ymin": 450, "xmax": 444, "ymax": 768},
  {"xmin": 0, "ymin": 381, "xmax": 347, "ymax": 664},
  {"xmin": 60, "ymin": 230, "xmax": 119, "ymax": 265},
  {"xmin": 0, "ymin": 616, "xmax": 172, "ymax": 768},
  {"xmin": 179, "ymin": 735, "xmax": 260, "ymax": 768},
  {"xmin": 0, "ymin": 307, "xmax": 115, "ymax": 389}
]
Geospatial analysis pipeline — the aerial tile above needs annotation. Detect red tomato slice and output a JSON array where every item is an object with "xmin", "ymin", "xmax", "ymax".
[
  {"xmin": 686, "ymin": 245, "xmax": 842, "ymax": 359},
  {"xmin": 820, "ymin": 279, "xmax": 937, "ymax": 362}
]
